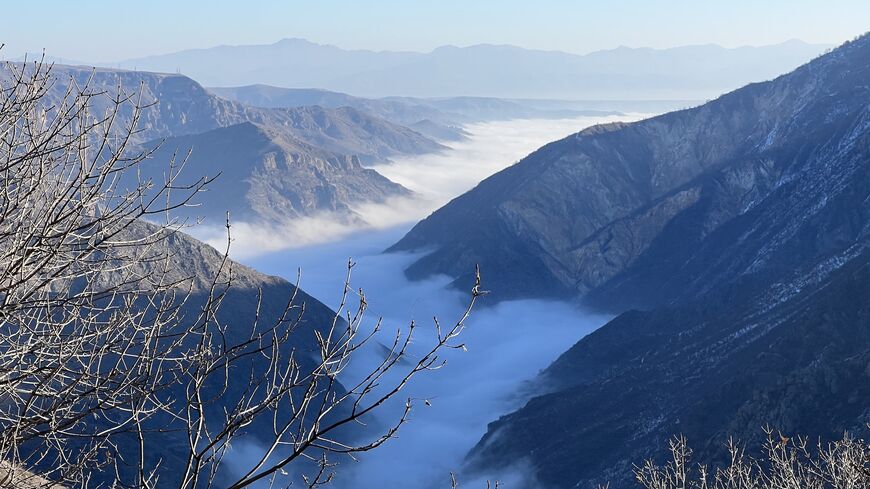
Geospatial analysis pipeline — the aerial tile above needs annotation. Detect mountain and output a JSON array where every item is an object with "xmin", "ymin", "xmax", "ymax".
[
  {"xmin": 31, "ymin": 219, "xmax": 350, "ymax": 487},
  {"xmin": 6, "ymin": 63, "xmax": 444, "ymax": 226},
  {"xmin": 116, "ymin": 38, "xmax": 831, "ymax": 99},
  {"xmin": 391, "ymin": 33, "xmax": 870, "ymax": 487},
  {"xmin": 389, "ymin": 34, "xmax": 868, "ymax": 305},
  {"xmin": 139, "ymin": 122, "xmax": 411, "ymax": 224},
  {"xmin": 208, "ymin": 85, "xmax": 619, "ymax": 141},
  {"xmin": 117, "ymin": 38, "xmax": 417, "ymax": 94},
  {"xmin": 6, "ymin": 64, "xmax": 444, "ymax": 161},
  {"xmin": 246, "ymin": 104, "xmax": 445, "ymax": 164}
]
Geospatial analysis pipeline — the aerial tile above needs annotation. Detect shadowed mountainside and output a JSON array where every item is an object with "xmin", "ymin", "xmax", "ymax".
[{"xmin": 389, "ymin": 33, "xmax": 870, "ymax": 488}]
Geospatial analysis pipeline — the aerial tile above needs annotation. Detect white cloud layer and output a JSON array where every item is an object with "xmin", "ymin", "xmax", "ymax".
[
  {"xmin": 212, "ymin": 114, "xmax": 648, "ymax": 486},
  {"xmin": 187, "ymin": 114, "xmax": 647, "ymax": 259},
  {"xmin": 241, "ymin": 226, "xmax": 610, "ymax": 488}
]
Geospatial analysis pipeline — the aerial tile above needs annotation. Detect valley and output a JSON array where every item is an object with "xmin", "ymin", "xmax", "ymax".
[
  {"xmin": 188, "ymin": 114, "xmax": 644, "ymax": 257},
  {"xmin": 232, "ymin": 116, "xmax": 634, "ymax": 487},
  {"xmin": 242, "ymin": 214, "xmax": 608, "ymax": 489},
  {"xmin": 4, "ymin": 8, "xmax": 869, "ymax": 488}
]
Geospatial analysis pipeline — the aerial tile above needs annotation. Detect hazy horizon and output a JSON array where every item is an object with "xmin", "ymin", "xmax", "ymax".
[
  {"xmin": 3, "ymin": 0, "xmax": 868, "ymax": 62},
  {"xmin": 3, "ymin": 36, "xmax": 839, "ymax": 66}
]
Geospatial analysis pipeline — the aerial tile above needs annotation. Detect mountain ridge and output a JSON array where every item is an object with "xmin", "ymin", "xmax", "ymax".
[
  {"xmin": 108, "ymin": 38, "xmax": 832, "ymax": 99},
  {"xmin": 137, "ymin": 121, "xmax": 412, "ymax": 225},
  {"xmin": 389, "ymin": 33, "xmax": 870, "ymax": 308},
  {"xmin": 441, "ymin": 33, "xmax": 870, "ymax": 488},
  {"xmin": 5, "ymin": 63, "xmax": 445, "ymax": 161}
]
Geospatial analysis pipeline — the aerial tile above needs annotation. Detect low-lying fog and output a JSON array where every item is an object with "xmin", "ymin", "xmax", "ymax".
[
  {"xmin": 245, "ymin": 226, "xmax": 608, "ymax": 488},
  {"xmin": 225, "ymin": 115, "xmax": 643, "ymax": 487},
  {"xmin": 191, "ymin": 114, "xmax": 644, "ymax": 258}
]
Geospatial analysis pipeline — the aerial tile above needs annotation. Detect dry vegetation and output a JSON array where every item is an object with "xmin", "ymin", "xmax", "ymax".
[
  {"xmin": 634, "ymin": 430, "xmax": 870, "ymax": 489},
  {"xmin": 0, "ymin": 55, "xmax": 480, "ymax": 488}
]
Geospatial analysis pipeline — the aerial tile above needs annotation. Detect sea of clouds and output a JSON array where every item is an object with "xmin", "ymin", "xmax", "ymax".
[
  {"xmin": 243, "ymin": 226, "xmax": 609, "ymax": 488},
  {"xmin": 217, "ymin": 115, "xmax": 645, "ymax": 487},
  {"xmin": 188, "ymin": 114, "xmax": 644, "ymax": 259}
]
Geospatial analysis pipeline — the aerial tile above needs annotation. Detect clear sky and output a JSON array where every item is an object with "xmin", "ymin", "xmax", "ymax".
[{"xmin": 4, "ymin": 0, "xmax": 869, "ymax": 61}]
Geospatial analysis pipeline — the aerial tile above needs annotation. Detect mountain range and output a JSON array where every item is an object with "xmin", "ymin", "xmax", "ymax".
[
  {"xmin": 114, "ymin": 38, "xmax": 831, "ymax": 99},
  {"xmin": 210, "ymin": 86, "xmax": 620, "ymax": 122},
  {"xmin": 390, "ymin": 33, "xmax": 870, "ymax": 487},
  {"xmin": 29, "ymin": 64, "xmax": 443, "ymax": 159},
  {"xmin": 5, "ymin": 63, "xmax": 449, "ymax": 226},
  {"xmin": 139, "ymin": 122, "xmax": 411, "ymax": 224}
]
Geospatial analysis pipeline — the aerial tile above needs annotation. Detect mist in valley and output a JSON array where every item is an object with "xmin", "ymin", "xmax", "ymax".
[
  {"xmin": 188, "ymin": 114, "xmax": 646, "ymax": 259},
  {"xmin": 8, "ymin": 4, "xmax": 870, "ymax": 488},
  {"xmin": 215, "ymin": 116, "xmax": 639, "ymax": 486},
  {"xmin": 242, "ymin": 226, "xmax": 609, "ymax": 488}
]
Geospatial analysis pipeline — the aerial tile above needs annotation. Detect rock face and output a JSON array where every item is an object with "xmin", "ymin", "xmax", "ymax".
[
  {"xmin": 139, "ymin": 122, "xmax": 411, "ymax": 224},
  {"xmin": 392, "ymin": 35, "xmax": 870, "ymax": 487}
]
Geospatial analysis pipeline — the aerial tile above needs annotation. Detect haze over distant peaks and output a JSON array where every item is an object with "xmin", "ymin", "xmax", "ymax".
[{"xmin": 115, "ymin": 38, "xmax": 832, "ymax": 99}]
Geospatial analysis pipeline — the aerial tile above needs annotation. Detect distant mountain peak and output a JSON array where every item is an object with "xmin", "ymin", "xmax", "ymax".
[{"xmin": 114, "ymin": 38, "xmax": 834, "ymax": 99}]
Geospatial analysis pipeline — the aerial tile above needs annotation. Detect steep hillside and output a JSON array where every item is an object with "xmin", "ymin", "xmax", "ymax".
[
  {"xmin": 139, "ymin": 122, "xmax": 411, "ymax": 224},
  {"xmin": 4, "ymin": 63, "xmax": 444, "ymax": 161},
  {"xmin": 29, "ymin": 219, "xmax": 350, "ymax": 487},
  {"xmin": 391, "ymin": 34, "xmax": 870, "ymax": 308},
  {"xmin": 471, "ymin": 249, "xmax": 870, "ymax": 488},
  {"xmin": 386, "ymin": 34, "xmax": 870, "ymax": 487}
]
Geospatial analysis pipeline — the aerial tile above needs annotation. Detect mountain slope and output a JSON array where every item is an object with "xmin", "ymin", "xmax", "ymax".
[
  {"xmin": 139, "ymin": 122, "xmax": 411, "ymax": 224},
  {"xmin": 207, "ymin": 85, "xmax": 619, "ymax": 141},
  {"xmin": 32, "ymin": 219, "xmax": 350, "ymax": 487},
  {"xmin": 390, "ymin": 34, "xmax": 870, "ymax": 307},
  {"xmin": 471, "ymin": 249, "xmax": 870, "ymax": 488},
  {"xmin": 4, "ymin": 64, "xmax": 444, "ymax": 161},
  {"xmin": 387, "ymin": 33, "xmax": 870, "ymax": 488},
  {"xmin": 116, "ymin": 38, "xmax": 830, "ymax": 99}
]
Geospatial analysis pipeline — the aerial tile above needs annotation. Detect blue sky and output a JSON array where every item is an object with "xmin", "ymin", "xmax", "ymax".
[{"xmin": 5, "ymin": 0, "xmax": 869, "ymax": 61}]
